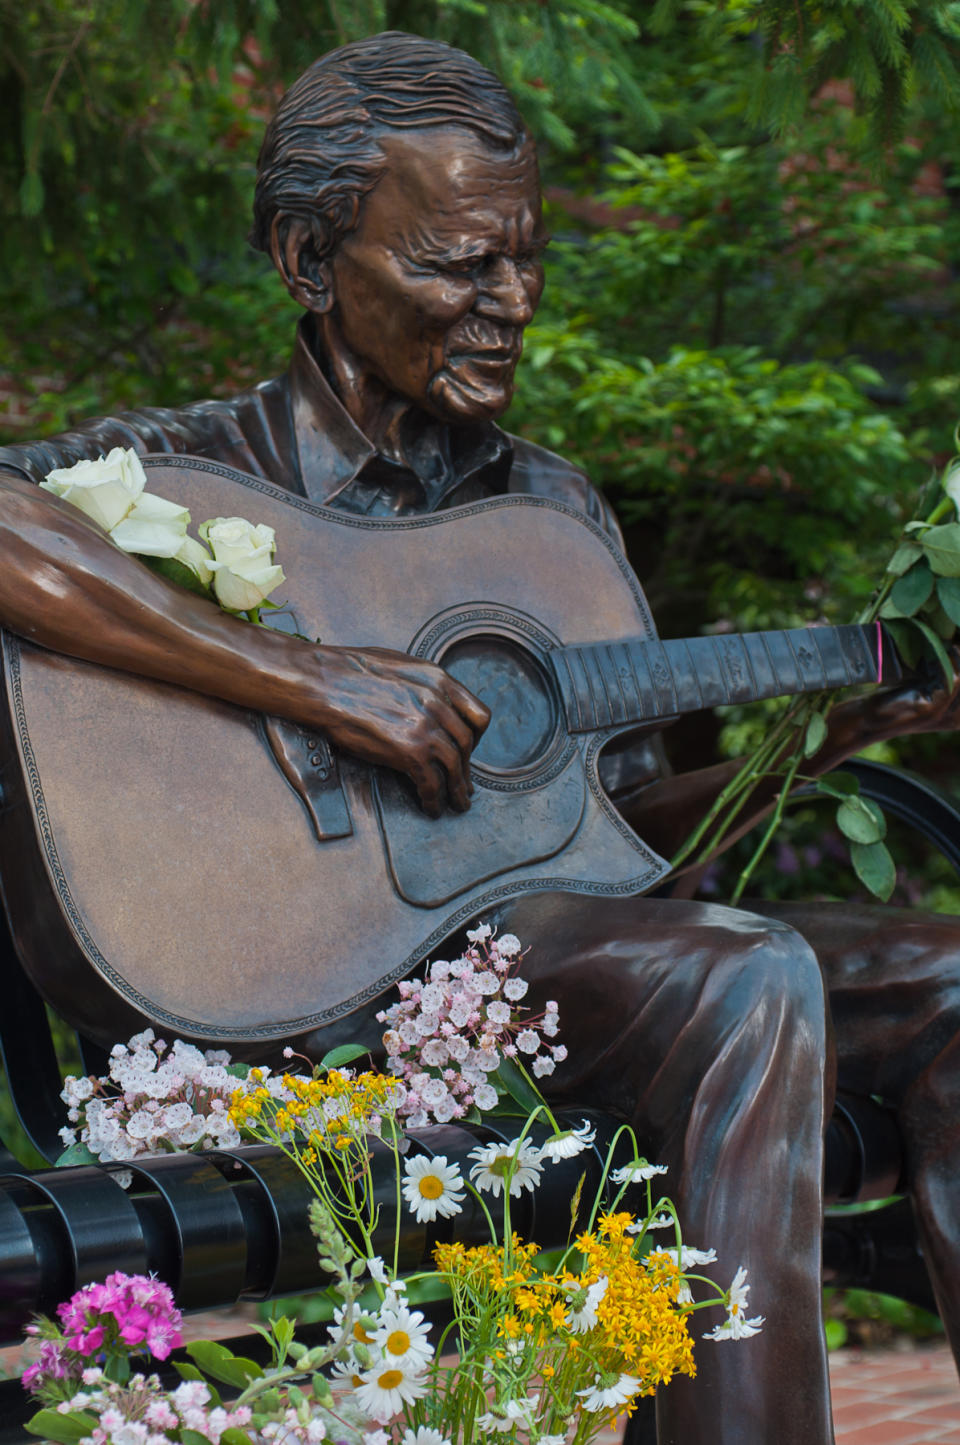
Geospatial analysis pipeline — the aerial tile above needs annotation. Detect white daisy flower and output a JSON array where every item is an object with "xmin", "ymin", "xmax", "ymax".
[
  {"xmin": 703, "ymin": 1265, "xmax": 764, "ymax": 1340},
  {"xmin": 475, "ymin": 1398, "xmax": 539, "ymax": 1433},
  {"xmin": 626, "ymin": 1211, "xmax": 674, "ymax": 1234},
  {"xmin": 502, "ymin": 976, "xmax": 528, "ymax": 1000},
  {"xmin": 468, "ymin": 1137, "xmax": 543, "ymax": 1197},
  {"xmin": 402, "ymin": 1430, "xmax": 451, "ymax": 1445},
  {"xmin": 373, "ymin": 1302, "xmax": 434, "ymax": 1372},
  {"xmin": 679, "ymin": 1246, "xmax": 718, "ymax": 1268},
  {"xmin": 540, "ymin": 1119, "xmax": 596, "ymax": 1162},
  {"xmin": 366, "ymin": 1256, "xmax": 390, "ymax": 1286},
  {"xmin": 576, "ymin": 1373, "xmax": 641, "ymax": 1412},
  {"xmin": 611, "ymin": 1160, "xmax": 669, "ymax": 1185},
  {"xmin": 565, "ymin": 1274, "xmax": 608, "ymax": 1333},
  {"xmin": 354, "ymin": 1361, "xmax": 428, "ymax": 1423}
]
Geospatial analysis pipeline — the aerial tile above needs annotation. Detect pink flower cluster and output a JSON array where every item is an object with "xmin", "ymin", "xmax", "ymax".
[
  {"xmin": 58, "ymin": 1271, "xmax": 182, "ymax": 1361},
  {"xmin": 376, "ymin": 925, "xmax": 566, "ymax": 1127},
  {"xmin": 40, "ymin": 1370, "xmax": 253, "ymax": 1444},
  {"xmin": 59, "ymin": 1028, "xmax": 290, "ymax": 1164}
]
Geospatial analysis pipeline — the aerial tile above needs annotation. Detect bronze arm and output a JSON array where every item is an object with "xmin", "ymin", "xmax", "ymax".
[{"xmin": 0, "ymin": 473, "xmax": 488, "ymax": 817}]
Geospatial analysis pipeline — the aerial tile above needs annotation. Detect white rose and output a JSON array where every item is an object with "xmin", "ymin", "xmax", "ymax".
[
  {"xmin": 172, "ymin": 534, "xmax": 214, "ymax": 588},
  {"xmin": 108, "ymin": 491, "xmax": 191, "ymax": 558},
  {"xmin": 199, "ymin": 515, "xmax": 285, "ymax": 612},
  {"xmin": 200, "ymin": 515, "xmax": 276, "ymax": 565},
  {"xmin": 40, "ymin": 446, "xmax": 147, "ymax": 531}
]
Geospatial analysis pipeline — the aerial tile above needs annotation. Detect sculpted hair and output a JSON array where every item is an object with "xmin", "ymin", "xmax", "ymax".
[{"xmin": 251, "ymin": 31, "xmax": 529, "ymax": 260}]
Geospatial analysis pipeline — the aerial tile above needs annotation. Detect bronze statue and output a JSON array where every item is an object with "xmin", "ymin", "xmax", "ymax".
[{"xmin": 1, "ymin": 32, "xmax": 960, "ymax": 1445}]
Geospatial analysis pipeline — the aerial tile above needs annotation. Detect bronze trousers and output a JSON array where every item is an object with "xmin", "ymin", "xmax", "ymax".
[{"xmin": 483, "ymin": 892, "xmax": 960, "ymax": 1445}]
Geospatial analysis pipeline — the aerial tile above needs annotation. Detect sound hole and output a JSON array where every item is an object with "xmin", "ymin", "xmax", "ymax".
[{"xmin": 442, "ymin": 637, "xmax": 557, "ymax": 773}]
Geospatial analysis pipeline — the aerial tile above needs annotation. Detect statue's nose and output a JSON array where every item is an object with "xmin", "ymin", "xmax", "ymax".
[{"xmin": 474, "ymin": 256, "xmax": 536, "ymax": 326}]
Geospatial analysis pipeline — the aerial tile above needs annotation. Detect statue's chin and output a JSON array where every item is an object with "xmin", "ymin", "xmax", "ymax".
[{"xmin": 426, "ymin": 363, "xmax": 515, "ymax": 424}]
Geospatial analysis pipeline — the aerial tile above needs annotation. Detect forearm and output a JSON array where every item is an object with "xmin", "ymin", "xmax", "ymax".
[{"xmin": 0, "ymin": 475, "xmax": 323, "ymax": 724}]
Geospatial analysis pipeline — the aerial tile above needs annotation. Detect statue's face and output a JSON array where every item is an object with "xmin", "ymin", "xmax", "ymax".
[{"xmin": 326, "ymin": 127, "xmax": 547, "ymax": 423}]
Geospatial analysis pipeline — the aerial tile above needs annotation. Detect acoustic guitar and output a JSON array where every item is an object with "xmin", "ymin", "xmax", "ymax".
[{"xmin": 0, "ymin": 455, "xmax": 893, "ymax": 1049}]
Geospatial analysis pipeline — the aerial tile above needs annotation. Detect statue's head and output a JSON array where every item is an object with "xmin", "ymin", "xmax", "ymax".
[{"xmin": 251, "ymin": 32, "xmax": 547, "ymax": 424}]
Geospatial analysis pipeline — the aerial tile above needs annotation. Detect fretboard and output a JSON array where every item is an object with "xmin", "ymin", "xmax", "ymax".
[{"xmin": 551, "ymin": 624, "xmax": 897, "ymax": 734}]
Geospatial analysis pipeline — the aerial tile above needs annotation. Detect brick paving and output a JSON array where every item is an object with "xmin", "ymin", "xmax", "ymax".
[{"xmin": 828, "ymin": 1345, "xmax": 960, "ymax": 1444}]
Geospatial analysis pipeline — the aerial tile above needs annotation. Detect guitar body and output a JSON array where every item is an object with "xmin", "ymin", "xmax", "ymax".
[{"xmin": 0, "ymin": 456, "xmax": 669, "ymax": 1047}]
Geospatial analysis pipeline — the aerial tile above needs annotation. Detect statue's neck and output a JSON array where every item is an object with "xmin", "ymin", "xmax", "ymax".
[{"xmin": 311, "ymin": 315, "xmax": 443, "ymax": 474}]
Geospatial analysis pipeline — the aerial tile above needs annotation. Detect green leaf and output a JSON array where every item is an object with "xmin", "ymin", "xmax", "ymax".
[
  {"xmin": 803, "ymin": 713, "xmax": 828, "ymax": 758},
  {"xmin": 936, "ymin": 576, "xmax": 960, "ymax": 627},
  {"xmin": 889, "ymin": 560, "xmax": 934, "ymax": 616},
  {"xmin": 224, "ymin": 1062, "xmax": 251, "ymax": 1078},
  {"xmin": 25, "ymin": 1411, "xmax": 100, "ymax": 1443},
  {"xmin": 914, "ymin": 618, "xmax": 955, "ymax": 685},
  {"xmin": 921, "ymin": 522, "xmax": 960, "ymax": 577},
  {"xmin": 836, "ymin": 797, "xmax": 886, "ymax": 845},
  {"xmin": 885, "ymin": 539, "xmax": 923, "ymax": 576},
  {"xmin": 219, "ymin": 1431, "xmax": 257, "ymax": 1445},
  {"xmin": 271, "ymin": 1315, "xmax": 296, "ymax": 1356},
  {"xmin": 55, "ymin": 1141, "xmax": 98, "ymax": 1167},
  {"xmin": 881, "ymin": 618, "xmax": 923, "ymax": 670},
  {"xmin": 492, "ymin": 1055, "xmax": 545, "ymax": 1114},
  {"xmin": 814, "ymin": 771, "xmax": 861, "ymax": 801},
  {"xmin": 825, "ymin": 1317, "xmax": 848, "ymax": 1351},
  {"xmin": 849, "ymin": 840, "xmax": 896, "ymax": 901},
  {"xmin": 187, "ymin": 1340, "xmax": 263, "ymax": 1389},
  {"xmin": 141, "ymin": 554, "xmax": 214, "ymax": 600},
  {"xmin": 319, "ymin": 1044, "xmax": 370, "ymax": 1070}
]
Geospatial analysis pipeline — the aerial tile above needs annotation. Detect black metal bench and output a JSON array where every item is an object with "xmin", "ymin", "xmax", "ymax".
[{"xmin": 0, "ymin": 757, "xmax": 953, "ymax": 1440}]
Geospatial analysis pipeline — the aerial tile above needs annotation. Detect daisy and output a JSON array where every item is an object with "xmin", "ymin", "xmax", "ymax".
[
  {"xmin": 402, "ymin": 1431, "xmax": 451, "ymax": 1445},
  {"xmin": 373, "ymin": 1301, "xmax": 434, "ymax": 1372},
  {"xmin": 475, "ymin": 1397, "xmax": 539, "ymax": 1433},
  {"xmin": 402, "ymin": 1155, "xmax": 465, "ymax": 1222},
  {"xmin": 576, "ymin": 1373, "xmax": 641, "ymax": 1412},
  {"xmin": 627, "ymin": 1212, "xmax": 674, "ymax": 1234},
  {"xmin": 353, "ymin": 1361, "xmax": 428, "ymax": 1422},
  {"xmin": 540, "ymin": 1119, "xmax": 595, "ymax": 1162},
  {"xmin": 611, "ymin": 1159, "xmax": 669, "ymax": 1185},
  {"xmin": 703, "ymin": 1266, "xmax": 764, "ymax": 1340},
  {"xmin": 565, "ymin": 1274, "xmax": 608, "ymax": 1333},
  {"xmin": 468, "ymin": 1137, "xmax": 543, "ymax": 1197}
]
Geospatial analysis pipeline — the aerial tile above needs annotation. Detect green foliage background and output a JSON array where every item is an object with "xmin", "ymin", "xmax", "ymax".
[{"xmin": 5, "ymin": 0, "xmax": 960, "ymax": 784}]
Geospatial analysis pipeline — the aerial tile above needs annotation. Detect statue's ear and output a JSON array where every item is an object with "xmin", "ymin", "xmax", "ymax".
[{"xmin": 269, "ymin": 216, "xmax": 334, "ymax": 314}]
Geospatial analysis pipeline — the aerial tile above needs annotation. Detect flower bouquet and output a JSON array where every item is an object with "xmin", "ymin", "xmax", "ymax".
[{"xmin": 25, "ymin": 927, "xmax": 758, "ymax": 1445}]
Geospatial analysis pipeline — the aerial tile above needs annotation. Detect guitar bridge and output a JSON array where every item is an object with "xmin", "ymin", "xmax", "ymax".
[{"xmin": 261, "ymin": 716, "xmax": 353, "ymax": 842}]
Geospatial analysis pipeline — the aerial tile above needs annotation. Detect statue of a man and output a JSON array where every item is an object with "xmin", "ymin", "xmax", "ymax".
[{"xmin": 1, "ymin": 32, "xmax": 960, "ymax": 1445}]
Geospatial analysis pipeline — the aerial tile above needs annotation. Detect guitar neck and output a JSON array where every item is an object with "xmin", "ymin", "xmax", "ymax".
[{"xmin": 551, "ymin": 623, "xmax": 899, "ymax": 734}]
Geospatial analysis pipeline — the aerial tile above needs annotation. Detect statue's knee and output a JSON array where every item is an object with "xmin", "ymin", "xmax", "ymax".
[{"xmin": 717, "ymin": 913, "xmax": 825, "ymax": 1033}]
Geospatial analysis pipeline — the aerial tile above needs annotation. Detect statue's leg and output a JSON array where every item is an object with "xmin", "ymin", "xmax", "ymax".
[
  {"xmin": 760, "ymin": 901, "xmax": 960, "ymax": 1364},
  {"xmin": 489, "ymin": 891, "xmax": 834, "ymax": 1445}
]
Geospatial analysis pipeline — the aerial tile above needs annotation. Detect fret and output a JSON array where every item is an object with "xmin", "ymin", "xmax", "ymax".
[{"xmin": 552, "ymin": 624, "xmax": 898, "ymax": 735}]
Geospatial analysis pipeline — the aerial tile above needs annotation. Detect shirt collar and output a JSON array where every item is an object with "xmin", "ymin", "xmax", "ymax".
[{"xmin": 287, "ymin": 318, "xmax": 512, "ymax": 509}]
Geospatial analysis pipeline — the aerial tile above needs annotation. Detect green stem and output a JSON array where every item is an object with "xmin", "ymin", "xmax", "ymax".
[
  {"xmin": 729, "ymin": 752, "xmax": 802, "ymax": 905},
  {"xmin": 670, "ymin": 706, "xmax": 798, "ymax": 870}
]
